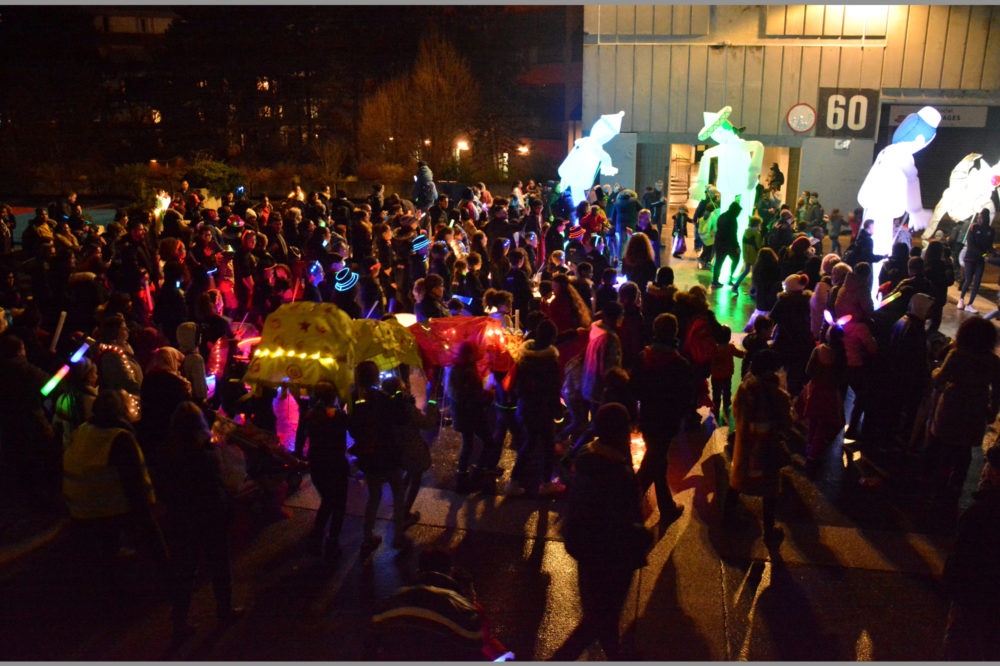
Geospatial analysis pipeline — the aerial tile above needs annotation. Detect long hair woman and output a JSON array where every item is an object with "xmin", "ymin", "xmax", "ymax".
[{"xmin": 622, "ymin": 232, "xmax": 657, "ymax": 290}]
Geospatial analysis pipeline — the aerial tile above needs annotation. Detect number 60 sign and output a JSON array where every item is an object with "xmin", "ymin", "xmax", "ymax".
[{"xmin": 815, "ymin": 88, "xmax": 880, "ymax": 138}]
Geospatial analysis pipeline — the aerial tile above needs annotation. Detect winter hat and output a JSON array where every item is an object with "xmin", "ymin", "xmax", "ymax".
[
  {"xmin": 908, "ymin": 292, "xmax": 934, "ymax": 320},
  {"xmin": 594, "ymin": 402, "xmax": 631, "ymax": 458},
  {"xmin": 791, "ymin": 236, "xmax": 812, "ymax": 254},
  {"xmin": 175, "ymin": 322, "xmax": 199, "ymax": 354},
  {"xmin": 783, "ymin": 273, "xmax": 808, "ymax": 292}
]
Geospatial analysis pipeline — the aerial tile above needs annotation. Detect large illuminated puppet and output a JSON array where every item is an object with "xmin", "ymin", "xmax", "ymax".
[
  {"xmin": 857, "ymin": 106, "xmax": 941, "ymax": 291},
  {"xmin": 558, "ymin": 111, "xmax": 625, "ymax": 210},
  {"xmin": 689, "ymin": 106, "xmax": 764, "ymax": 282},
  {"xmin": 924, "ymin": 153, "xmax": 1000, "ymax": 240}
]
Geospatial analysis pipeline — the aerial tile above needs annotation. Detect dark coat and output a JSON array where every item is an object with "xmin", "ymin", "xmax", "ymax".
[
  {"xmin": 715, "ymin": 202, "xmax": 741, "ymax": 252},
  {"xmin": 563, "ymin": 439, "xmax": 648, "ymax": 570}
]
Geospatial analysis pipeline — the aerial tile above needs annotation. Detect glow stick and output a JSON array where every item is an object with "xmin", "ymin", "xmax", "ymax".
[
  {"xmin": 236, "ymin": 337, "xmax": 261, "ymax": 350},
  {"xmin": 69, "ymin": 342, "xmax": 90, "ymax": 363},
  {"xmin": 49, "ymin": 311, "xmax": 67, "ymax": 352},
  {"xmin": 41, "ymin": 365, "xmax": 70, "ymax": 396},
  {"xmin": 235, "ymin": 311, "xmax": 249, "ymax": 335}
]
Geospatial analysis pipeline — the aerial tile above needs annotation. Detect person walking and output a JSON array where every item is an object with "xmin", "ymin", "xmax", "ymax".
[
  {"xmin": 631, "ymin": 314, "xmax": 693, "ymax": 525},
  {"xmin": 555, "ymin": 403, "xmax": 651, "ymax": 660},
  {"xmin": 506, "ymin": 319, "xmax": 564, "ymax": 497},
  {"xmin": 957, "ymin": 209, "xmax": 995, "ymax": 313},
  {"xmin": 301, "ymin": 380, "xmax": 350, "ymax": 560},
  {"xmin": 159, "ymin": 401, "xmax": 242, "ymax": 642},
  {"xmin": 725, "ymin": 350, "xmax": 793, "ymax": 545}
]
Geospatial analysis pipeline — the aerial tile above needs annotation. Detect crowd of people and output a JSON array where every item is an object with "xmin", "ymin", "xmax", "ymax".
[{"xmin": 0, "ymin": 159, "xmax": 998, "ymax": 658}]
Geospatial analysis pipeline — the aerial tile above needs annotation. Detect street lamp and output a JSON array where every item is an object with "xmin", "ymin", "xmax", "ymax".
[{"xmin": 517, "ymin": 145, "xmax": 530, "ymax": 156}]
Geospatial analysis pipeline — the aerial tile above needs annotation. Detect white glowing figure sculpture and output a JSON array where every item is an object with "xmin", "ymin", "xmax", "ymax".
[
  {"xmin": 857, "ymin": 106, "xmax": 941, "ymax": 294},
  {"xmin": 925, "ymin": 153, "xmax": 1000, "ymax": 239},
  {"xmin": 690, "ymin": 106, "xmax": 764, "ymax": 282},
  {"xmin": 558, "ymin": 111, "xmax": 625, "ymax": 209}
]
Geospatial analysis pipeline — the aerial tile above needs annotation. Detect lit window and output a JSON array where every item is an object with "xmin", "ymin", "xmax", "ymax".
[{"xmin": 151, "ymin": 109, "xmax": 162, "ymax": 124}]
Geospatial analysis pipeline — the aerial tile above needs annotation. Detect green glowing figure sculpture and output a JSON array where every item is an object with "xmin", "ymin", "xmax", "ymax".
[{"xmin": 689, "ymin": 106, "xmax": 764, "ymax": 283}]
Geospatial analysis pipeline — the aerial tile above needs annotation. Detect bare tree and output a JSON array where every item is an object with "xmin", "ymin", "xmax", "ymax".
[{"xmin": 359, "ymin": 34, "xmax": 480, "ymax": 170}]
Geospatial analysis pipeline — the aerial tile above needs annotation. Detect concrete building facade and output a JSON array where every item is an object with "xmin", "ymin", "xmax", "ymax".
[{"xmin": 583, "ymin": 4, "xmax": 1000, "ymax": 215}]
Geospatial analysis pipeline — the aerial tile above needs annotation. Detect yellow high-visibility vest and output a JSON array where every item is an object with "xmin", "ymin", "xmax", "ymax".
[{"xmin": 63, "ymin": 423, "xmax": 155, "ymax": 520}]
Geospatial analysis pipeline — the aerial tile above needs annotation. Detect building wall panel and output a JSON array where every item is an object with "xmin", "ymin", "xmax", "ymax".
[
  {"xmin": 706, "ymin": 46, "xmax": 727, "ymax": 112},
  {"xmin": 865, "ymin": 6, "xmax": 888, "ymax": 37},
  {"xmin": 838, "ymin": 47, "xmax": 862, "ymax": 89},
  {"xmin": 823, "ymin": 5, "xmax": 845, "ymax": 37},
  {"xmin": 742, "ymin": 45, "xmax": 764, "ymax": 134},
  {"xmin": 785, "ymin": 5, "xmax": 805, "ymax": 36},
  {"xmin": 920, "ymin": 5, "xmax": 950, "ymax": 89},
  {"xmin": 900, "ymin": 5, "xmax": 928, "ymax": 88},
  {"xmin": 759, "ymin": 45, "xmax": 783, "ymax": 136},
  {"xmin": 690, "ymin": 5, "xmax": 710, "ymax": 36},
  {"xmin": 798, "ymin": 46, "xmax": 821, "ymax": 115},
  {"xmin": 777, "ymin": 46, "xmax": 802, "ymax": 137},
  {"xmin": 841, "ymin": 6, "xmax": 865, "ymax": 37},
  {"xmin": 583, "ymin": 6, "xmax": 599, "ymax": 36},
  {"xmin": 686, "ymin": 46, "xmax": 709, "ymax": 134},
  {"xmin": 725, "ymin": 46, "xmax": 746, "ymax": 115},
  {"xmin": 598, "ymin": 5, "xmax": 617, "ymax": 35},
  {"xmin": 653, "ymin": 5, "xmax": 671, "ymax": 35},
  {"xmin": 650, "ymin": 46, "xmax": 671, "ymax": 132},
  {"xmin": 668, "ymin": 45, "xmax": 689, "ymax": 133},
  {"xmin": 598, "ymin": 45, "xmax": 617, "ymax": 119},
  {"xmin": 859, "ymin": 47, "xmax": 884, "ymax": 90},
  {"xmin": 983, "ymin": 7, "xmax": 1000, "ymax": 90},
  {"xmin": 881, "ymin": 5, "xmax": 908, "ymax": 89},
  {"xmin": 804, "ymin": 5, "xmax": 824, "ymax": 37},
  {"xmin": 616, "ymin": 5, "xmax": 635, "ymax": 36},
  {"xmin": 615, "ymin": 45, "xmax": 635, "ymax": 130},
  {"xmin": 635, "ymin": 5, "xmax": 653, "ymax": 35},
  {"xmin": 941, "ymin": 6, "xmax": 970, "ymax": 90},
  {"xmin": 961, "ymin": 5, "xmax": 991, "ymax": 90},
  {"xmin": 766, "ymin": 6, "xmax": 786, "ymax": 37},
  {"xmin": 633, "ymin": 44, "xmax": 653, "ymax": 132},
  {"xmin": 672, "ymin": 5, "xmax": 690, "ymax": 36}
]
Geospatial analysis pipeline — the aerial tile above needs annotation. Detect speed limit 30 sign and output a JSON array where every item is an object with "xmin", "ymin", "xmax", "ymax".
[{"xmin": 815, "ymin": 88, "xmax": 880, "ymax": 138}]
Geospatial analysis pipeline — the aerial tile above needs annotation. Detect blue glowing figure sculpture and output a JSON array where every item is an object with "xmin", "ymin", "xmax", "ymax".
[
  {"xmin": 690, "ymin": 106, "xmax": 764, "ymax": 283},
  {"xmin": 857, "ymin": 106, "xmax": 941, "ymax": 293},
  {"xmin": 558, "ymin": 111, "xmax": 625, "ymax": 209}
]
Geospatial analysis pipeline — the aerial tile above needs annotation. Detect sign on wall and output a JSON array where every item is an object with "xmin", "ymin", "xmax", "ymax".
[
  {"xmin": 815, "ymin": 88, "xmax": 880, "ymax": 138},
  {"xmin": 887, "ymin": 105, "xmax": 988, "ymax": 128}
]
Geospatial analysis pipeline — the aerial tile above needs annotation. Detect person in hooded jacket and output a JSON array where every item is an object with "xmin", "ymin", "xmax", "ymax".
[
  {"xmin": 582, "ymin": 302, "xmax": 623, "ymax": 412},
  {"xmin": 726, "ymin": 350, "xmax": 793, "ymax": 544},
  {"xmin": 631, "ymin": 314, "xmax": 694, "ymax": 525},
  {"xmin": 349, "ymin": 361, "xmax": 406, "ymax": 554},
  {"xmin": 712, "ymin": 200, "xmax": 742, "ymax": 287},
  {"xmin": 928, "ymin": 317, "xmax": 1000, "ymax": 498},
  {"xmin": 159, "ymin": 401, "xmax": 241, "ymax": 642},
  {"xmin": 448, "ymin": 342, "xmax": 501, "ymax": 493},
  {"xmin": 642, "ymin": 266, "xmax": 676, "ymax": 340},
  {"xmin": 383, "ymin": 376, "xmax": 439, "ymax": 518},
  {"xmin": 506, "ymin": 318, "xmax": 563, "ymax": 497},
  {"xmin": 300, "ymin": 380, "xmax": 350, "ymax": 560},
  {"xmin": 768, "ymin": 273, "xmax": 815, "ymax": 397},
  {"xmin": 554, "ymin": 403, "xmax": 650, "ymax": 660}
]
